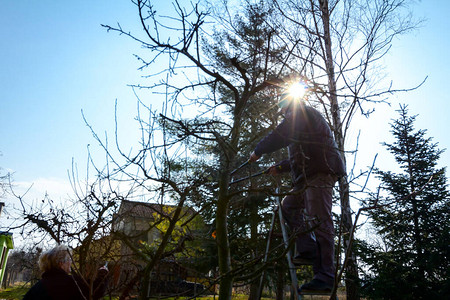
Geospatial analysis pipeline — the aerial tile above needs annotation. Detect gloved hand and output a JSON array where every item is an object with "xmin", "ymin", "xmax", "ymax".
[
  {"xmin": 249, "ymin": 151, "xmax": 260, "ymax": 162},
  {"xmin": 267, "ymin": 164, "xmax": 282, "ymax": 176}
]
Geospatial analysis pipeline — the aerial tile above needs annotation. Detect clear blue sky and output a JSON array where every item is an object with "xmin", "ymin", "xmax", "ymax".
[
  {"xmin": 1, "ymin": 1, "xmax": 449, "ymax": 208},
  {"xmin": 1, "ymin": 1, "xmax": 144, "ymax": 197}
]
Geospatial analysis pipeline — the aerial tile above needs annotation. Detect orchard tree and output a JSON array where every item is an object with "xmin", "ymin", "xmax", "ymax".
[
  {"xmin": 101, "ymin": 0, "xmax": 423, "ymax": 299},
  {"xmin": 8, "ymin": 166, "xmax": 121, "ymax": 298},
  {"xmin": 266, "ymin": 1, "xmax": 423, "ymax": 298},
  {"xmin": 0, "ymin": 163, "xmax": 10, "ymax": 200},
  {"xmin": 359, "ymin": 105, "xmax": 450, "ymax": 299},
  {"xmin": 3, "ymin": 246, "xmax": 42, "ymax": 288},
  {"xmin": 102, "ymin": 1, "xmax": 301, "ymax": 298},
  {"xmin": 9, "ymin": 128, "xmax": 213, "ymax": 300}
]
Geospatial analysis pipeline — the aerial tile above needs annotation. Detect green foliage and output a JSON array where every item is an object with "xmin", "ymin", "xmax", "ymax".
[
  {"xmin": 359, "ymin": 105, "xmax": 450, "ymax": 299},
  {"xmin": 0, "ymin": 286, "xmax": 29, "ymax": 299},
  {"xmin": 197, "ymin": 1, "xmax": 295, "ymax": 293},
  {"xmin": 139, "ymin": 206, "xmax": 206, "ymax": 258}
]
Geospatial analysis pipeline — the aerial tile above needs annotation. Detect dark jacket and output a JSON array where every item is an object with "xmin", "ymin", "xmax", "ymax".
[
  {"xmin": 23, "ymin": 268, "xmax": 107, "ymax": 300},
  {"xmin": 254, "ymin": 103, "xmax": 345, "ymax": 184}
]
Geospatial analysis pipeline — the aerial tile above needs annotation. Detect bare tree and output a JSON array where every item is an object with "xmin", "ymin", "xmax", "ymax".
[
  {"xmin": 79, "ymin": 89, "xmax": 223, "ymax": 298},
  {"xmin": 7, "ymin": 165, "xmax": 120, "ymax": 298},
  {"xmin": 268, "ymin": 0, "xmax": 423, "ymax": 298},
  {"xmin": 8, "ymin": 0, "xmax": 421, "ymax": 299},
  {"xmin": 3, "ymin": 246, "xmax": 42, "ymax": 288},
  {"xmin": 101, "ymin": 1, "xmax": 300, "ymax": 298},
  {"xmin": 0, "ymin": 161, "xmax": 10, "ymax": 200},
  {"xmin": 7, "ymin": 95, "xmax": 218, "ymax": 298}
]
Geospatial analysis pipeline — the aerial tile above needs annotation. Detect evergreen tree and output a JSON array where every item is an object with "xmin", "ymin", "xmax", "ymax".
[
  {"xmin": 359, "ymin": 105, "xmax": 450, "ymax": 299},
  {"xmin": 201, "ymin": 3, "xmax": 294, "ymax": 298}
]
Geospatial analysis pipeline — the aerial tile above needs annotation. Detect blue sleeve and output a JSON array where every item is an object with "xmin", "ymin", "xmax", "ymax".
[{"xmin": 254, "ymin": 118, "xmax": 294, "ymax": 157}]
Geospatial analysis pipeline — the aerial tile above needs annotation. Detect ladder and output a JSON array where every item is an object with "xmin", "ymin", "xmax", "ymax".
[{"xmin": 257, "ymin": 187, "xmax": 336, "ymax": 300}]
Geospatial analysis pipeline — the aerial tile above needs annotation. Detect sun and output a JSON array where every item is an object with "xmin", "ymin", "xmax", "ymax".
[{"xmin": 287, "ymin": 81, "xmax": 308, "ymax": 100}]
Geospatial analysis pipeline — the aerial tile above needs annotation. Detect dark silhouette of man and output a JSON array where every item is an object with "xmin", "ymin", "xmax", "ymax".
[{"xmin": 249, "ymin": 89, "xmax": 345, "ymax": 293}]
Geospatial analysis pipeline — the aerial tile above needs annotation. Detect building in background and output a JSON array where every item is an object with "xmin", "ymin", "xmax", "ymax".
[{"xmin": 112, "ymin": 200, "xmax": 209, "ymax": 297}]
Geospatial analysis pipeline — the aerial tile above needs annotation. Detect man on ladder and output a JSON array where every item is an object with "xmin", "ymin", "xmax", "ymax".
[{"xmin": 248, "ymin": 79, "xmax": 345, "ymax": 295}]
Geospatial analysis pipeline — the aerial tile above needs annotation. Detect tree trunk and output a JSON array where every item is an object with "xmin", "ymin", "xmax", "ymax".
[
  {"xmin": 407, "ymin": 150, "xmax": 425, "ymax": 288},
  {"xmin": 248, "ymin": 196, "xmax": 260, "ymax": 300},
  {"xmin": 318, "ymin": 0, "xmax": 360, "ymax": 299},
  {"xmin": 216, "ymin": 169, "xmax": 233, "ymax": 300},
  {"xmin": 338, "ymin": 177, "xmax": 360, "ymax": 299}
]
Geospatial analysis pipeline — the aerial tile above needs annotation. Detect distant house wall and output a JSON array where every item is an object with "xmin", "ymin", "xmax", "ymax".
[
  {"xmin": 112, "ymin": 201, "xmax": 198, "ymax": 284},
  {"xmin": 114, "ymin": 200, "xmax": 161, "ymax": 244},
  {"xmin": 0, "ymin": 233, "xmax": 14, "ymax": 285},
  {"xmin": 112, "ymin": 200, "xmax": 166, "ymax": 285}
]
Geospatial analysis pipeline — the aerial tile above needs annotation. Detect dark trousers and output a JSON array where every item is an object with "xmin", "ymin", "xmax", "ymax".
[{"xmin": 281, "ymin": 173, "xmax": 337, "ymax": 285}]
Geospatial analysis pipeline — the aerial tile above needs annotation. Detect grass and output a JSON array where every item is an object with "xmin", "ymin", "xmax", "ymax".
[
  {"xmin": 155, "ymin": 296, "xmax": 273, "ymax": 300},
  {"xmin": 0, "ymin": 286, "xmax": 345, "ymax": 300},
  {"xmin": 0, "ymin": 286, "xmax": 29, "ymax": 300},
  {"xmin": 0, "ymin": 287, "xmax": 252, "ymax": 300}
]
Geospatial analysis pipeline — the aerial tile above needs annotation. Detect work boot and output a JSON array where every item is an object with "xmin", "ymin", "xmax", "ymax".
[
  {"xmin": 298, "ymin": 278, "xmax": 333, "ymax": 294},
  {"xmin": 292, "ymin": 252, "xmax": 316, "ymax": 266}
]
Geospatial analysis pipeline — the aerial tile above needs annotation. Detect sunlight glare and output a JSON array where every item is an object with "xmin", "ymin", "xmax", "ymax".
[{"xmin": 287, "ymin": 81, "xmax": 307, "ymax": 99}]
